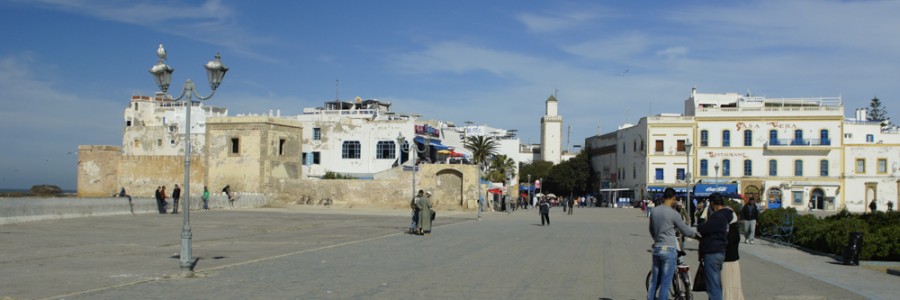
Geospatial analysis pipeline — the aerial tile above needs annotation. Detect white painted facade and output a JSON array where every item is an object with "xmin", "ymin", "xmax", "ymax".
[
  {"xmin": 122, "ymin": 94, "xmax": 228, "ymax": 156},
  {"xmin": 586, "ymin": 88, "xmax": 900, "ymax": 212}
]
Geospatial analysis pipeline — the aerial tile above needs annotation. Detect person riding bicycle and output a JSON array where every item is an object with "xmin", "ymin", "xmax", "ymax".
[{"xmin": 648, "ymin": 188, "xmax": 701, "ymax": 300}]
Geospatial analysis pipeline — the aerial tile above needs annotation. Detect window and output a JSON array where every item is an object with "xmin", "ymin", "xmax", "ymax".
[
  {"xmin": 744, "ymin": 130, "xmax": 753, "ymax": 146},
  {"xmin": 633, "ymin": 140, "xmax": 637, "ymax": 152},
  {"xmin": 769, "ymin": 159, "xmax": 778, "ymax": 176},
  {"xmin": 278, "ymin": 138, "xmax": 286, "ymax": 155},
  {"xmin": 722, "ymin": 130, "xmax": 731, "ymax": 147},
  {"xmin": 722, "ymin": 159, "xmax": 731, "ymax": 176},
  {"xmin": 342, "ymin": 141, "xmax": 361, "ymax": 159},
  {"xmin": 866, "ymin": 134, "xmax": 874, "ymax": 143},
  {"xmin": 301, "ymin": 152, "xmax": 321, "ymax": 165},
  {"xmin": 133, "ymin": 139, "xmax": 140, "ymax": 148},
  {"xmin": 700, "ymin": 130, "xmax": 709, "ymax": 146},
  {"xmin": 126, "ymin": 120, "xmax": 132, "ymax": 127},
  {"xmin": 793, "ymin": 191, "xmax": 804, "ymax": 205},
  {"xmin": 623, "ymin": 143, "xmax": 626, "ymax": 153},
  {"xmin": 820, "ymin": 160, "xmax": 829, "ymax": 177},
  {"xmin": 313, "ymin": 128, "xmax": 321, "ymax": 141},
  {"xmin": 633, "ymin": 164, "xmax": 636, "ymax": 179},
  {"xmin": 744, "ymin": 159, "xmax": 752, "ymax": 176},
  {"xmin": 794, "ymin": 160, "xmax": 803, "ymax": 177},
  {"xmin": 655, "ymin": 140, "xmax": 664, "ymax": 152},
  {"xmin": 376, "ymin": 141, "xmax": 396, "ymax": 159},
  {"xmin": 655, "ymin": 168, "xmax": 664, "ymax": 180},
  {"xmin": 700, "ymin": 159, "xmax": 708, "ymax": 176},
  {"xmin": 641, "ymin": 140, "xmax": 644, "ymax": 151},
  {"xmin": 157, "ymin": 139, "xmax": 162, "ymax": 147},
  {"xmin": 677, "ymin": 168, "xmax": 685, "ymax": 180},
  {"xmin": 820, "ymin": 130, "xmax": 830, "ymax": 145},
  {"xmin": 769, "ymin": 130, "xmax": 779, "ymax": 145},
  {"xmin": 878, "ymin": 158, "xmax": 888, "ymax": 174},
  {"xmin": 677, "ymin": 140, "xmax": 685, "ymax": 152},
  {"xmin": 793, "ymin": 129, "xmax": 804, "ymax": 145},
  {"xmin": 856, "ymin": 159, "xmax": 866, "ymax": 173},
  {"xmin": 134, "ymin": 102, "xmax": 139, "ymax": 110},
  {"xmin": 230, "ymin": 138, "xmax": 240, "ymax": 154}
]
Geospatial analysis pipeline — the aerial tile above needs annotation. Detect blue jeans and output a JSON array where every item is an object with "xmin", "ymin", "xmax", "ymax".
[
  {"xmin": 703, "ymin": 252, "xmax": 725, "ymax": 300},
  {"xmin": 648, "ymin": 246, "xmax": 677, "ymax": 300}
]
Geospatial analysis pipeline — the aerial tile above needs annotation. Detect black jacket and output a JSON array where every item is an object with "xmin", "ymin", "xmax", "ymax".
[
  {"xmin": 741, "ymin": 204, "xmax": 758, "ymax": 220},
  {"xmin": 725, "ymin": 221, "xmax": 741, "ymax": 262},
  {"xmin": 698, "ymin": 207, "xmax": 733, "ymax": 255}
]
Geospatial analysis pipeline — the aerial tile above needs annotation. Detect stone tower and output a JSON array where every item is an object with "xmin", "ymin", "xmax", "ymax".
[{"xmin": 540, "ymin": 95, "xmax": 562, "ymax": 164}]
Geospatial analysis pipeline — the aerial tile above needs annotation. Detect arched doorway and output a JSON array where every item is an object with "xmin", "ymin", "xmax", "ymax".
[
  {"xmin": 436, "ymin": 169, "xmax": 464, "ymax": 208},
  {"xmin": 744, "ymin": 185, "xmax": 760, "ymax": 204},
  {"xmin": 767, "ymin": 187, "xmax": 782, "ymax": 209},
  {"xmin": 811, "ymin": 188, "xmax": 825, "ymax": 210}
]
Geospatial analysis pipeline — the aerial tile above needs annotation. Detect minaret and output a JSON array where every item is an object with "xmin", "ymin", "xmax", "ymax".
[{"xmin": 540, "ymin": 95, "xmax": 563, "ymax": 164}]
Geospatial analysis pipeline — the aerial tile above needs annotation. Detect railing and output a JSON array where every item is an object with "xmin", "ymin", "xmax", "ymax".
[{"xmin": 767, "ymin": 138, "xmax": 831, "ymax": 146}]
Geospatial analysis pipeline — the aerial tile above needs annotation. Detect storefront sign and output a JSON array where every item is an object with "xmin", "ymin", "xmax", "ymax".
[
  {"xmin": 768, "ymin": 121, "xmax": 798, "ymax": 129},
  {"xmin": 415, "ymin": 124, "xmax": 440, "ymax": 138},
  {"xmin": 706, "ymin": 152, "xmax": 748, "ymax": 158},
  {"xmin": 735, "ymin": 122, "xmax": 760, "ymax": 131}
]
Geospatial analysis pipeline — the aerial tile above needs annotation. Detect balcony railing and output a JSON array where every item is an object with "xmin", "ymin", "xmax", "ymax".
[{"xmin": 767, "ymin": 138, "xmax": 831, "ymax": 146}]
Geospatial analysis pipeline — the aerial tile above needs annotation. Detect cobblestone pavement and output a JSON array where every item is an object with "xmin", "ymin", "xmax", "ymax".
[{"xmin": 0, "ymin": 206, "xmax": 874, "ymax": 299}]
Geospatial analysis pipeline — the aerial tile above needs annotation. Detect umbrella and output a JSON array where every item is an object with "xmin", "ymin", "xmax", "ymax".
[
  {"xmin": 487, "ymin": 188, "xmax": 503, "ymax": 194},
  {"xmin": 437, "ymin": 150, "xmax": 452, "ymax": 155},
  {"xmin": 449, "ymin": 151, "xmax": 465, "ymax": 157},
  {"xmin": 535, "ymin": 193, "xmax": 544, "ymax": 197},
  {"xmin": 547, "ymin": 193, "xmax": 557, "ymax": 198}
]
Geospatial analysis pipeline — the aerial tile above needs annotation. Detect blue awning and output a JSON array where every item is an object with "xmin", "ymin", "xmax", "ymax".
[
  {"xmin": 693, "ymin": 184, "xmax": 739, "ymax": 197},
  {"xmin": 647, "ymin": 186, "xmax": 688, "ymax": 193},
  {"xmin": 414, "ymin": 136, "xmax": 450, "ymax": 151}
]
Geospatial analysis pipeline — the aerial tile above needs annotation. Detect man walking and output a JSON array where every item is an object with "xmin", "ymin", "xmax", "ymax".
[
  {"xmin": 539, "ymin": 197, "xmax": 550, "ymax": 226},
  {"xmin": 741, "ymin": 198, "xmax": 759, "ymax": 244},
  {"xmin": 172, "ymin": 184, "xmax": 181, "ymax": 214},
  {"xmin": 697, "ymin": 192, "xmax": 734, "ymax": 300},
  {"xmin": 567, "ymin": 196, "xmax": 574, "ymax": 215},
  {"xmin": 410, "ymin": 190, "xmax": 422, "ymax": 234},
  {"xmin": 154, "ymin": 186, "xmax": 165, "ymax": 214},
  {"xmin": 648, "ymin": 188, "xmax": 700, "ymax": 300}
]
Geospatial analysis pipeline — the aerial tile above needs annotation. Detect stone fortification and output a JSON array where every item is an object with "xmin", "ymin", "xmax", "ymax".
[{"xmin": 77, "ymin": 145, "xmax": 122, "ymax": 197}]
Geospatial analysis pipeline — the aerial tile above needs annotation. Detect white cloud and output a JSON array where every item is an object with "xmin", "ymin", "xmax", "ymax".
[
  {"xmin": 516, "ymin": 10, "xmax": 600, "ymax": 33},
  {"xmin": 562, "ymin": 34, "xmax": 650, "ymax": 61},
  {"xmin": 25, "ymin": 0, "xmax": 277, "ymax": 62},
  {"xmin": 656, "ymin": 46, "xmax": 687, "ymax": 60}
]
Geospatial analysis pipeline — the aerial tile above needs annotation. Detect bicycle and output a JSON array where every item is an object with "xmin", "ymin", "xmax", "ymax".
[{"xmin": 646, "ymin": 250, "xmax": 693, "ymax": 300}]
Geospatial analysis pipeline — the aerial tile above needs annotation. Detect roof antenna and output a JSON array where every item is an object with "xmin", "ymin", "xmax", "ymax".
[{"xmin": 335, "ymin": 79, "xmax": 340, "ymax": 101}]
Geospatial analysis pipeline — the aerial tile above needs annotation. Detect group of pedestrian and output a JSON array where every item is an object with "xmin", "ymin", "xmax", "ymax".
[
  {"xmin": 409, "ymin": 190, "xmax": 433, "ymax": 235},
  {"xmin": 648, "ymin": 190, "xmax": 745, "ymax": 300},
  {"xmin": 151, "ymin": 184, "xmax": 215, "ymax": 214}
]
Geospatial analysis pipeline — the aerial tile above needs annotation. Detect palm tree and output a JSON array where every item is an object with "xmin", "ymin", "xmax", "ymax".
[
  {"xmin": 463, "ymin": 135, "xmax": 499, "ymax": 169},
  {"xmin": 488, "ymin": 154, "xmax": 516, "ymax": 183}
]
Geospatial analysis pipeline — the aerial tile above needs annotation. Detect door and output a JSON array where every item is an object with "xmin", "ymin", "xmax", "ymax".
[{"xmin": 811, "ymin": 188, "xmax": 825, "ymax": 210}]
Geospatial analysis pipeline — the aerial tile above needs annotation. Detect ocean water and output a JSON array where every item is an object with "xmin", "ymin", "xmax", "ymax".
[{"xmin": 0, "ymin": 188, "xmax": 77, "ymax": 194}]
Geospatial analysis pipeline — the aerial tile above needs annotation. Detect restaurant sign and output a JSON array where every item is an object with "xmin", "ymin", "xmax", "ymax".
[{"xmin": 415, "ymin": 124, "xmax": 440, "ymax": 138}]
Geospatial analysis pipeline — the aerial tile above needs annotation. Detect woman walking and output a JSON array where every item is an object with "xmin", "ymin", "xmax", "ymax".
[
  {"xmin": 417, "ymin": 191, "xmax": 433, "ymax": 235},
  {"xmin": 723, "ymin": 206, "xmax": 745, "ymax": 299}
]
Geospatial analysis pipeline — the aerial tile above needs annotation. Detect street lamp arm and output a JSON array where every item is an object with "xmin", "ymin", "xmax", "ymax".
[{"xmin": 192, "ymin": 86, "xmax": 217, "ymax": 101}]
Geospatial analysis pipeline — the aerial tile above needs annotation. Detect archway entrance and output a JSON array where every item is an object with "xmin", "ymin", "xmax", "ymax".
[
  {"xmin": 436, "ymin": 169, "xmax": 464, "ymax": 208},
  {"xmin": 811, "ymin": 188, "xmax": 825, "ymax": 210},
  {"xmin": 744, "ymin": 185, "xmax": 760, "ymax": 204}
]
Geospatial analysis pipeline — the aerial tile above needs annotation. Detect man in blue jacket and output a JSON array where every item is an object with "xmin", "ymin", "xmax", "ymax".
[{"xmin": 697, "ymin": 192, "xmax": 734, "ymax": 300}]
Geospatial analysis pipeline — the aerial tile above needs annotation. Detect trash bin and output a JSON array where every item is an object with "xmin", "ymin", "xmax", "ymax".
[{"xmin": 842, "ymin": 232, "xmax": 864, "ymax": 265}]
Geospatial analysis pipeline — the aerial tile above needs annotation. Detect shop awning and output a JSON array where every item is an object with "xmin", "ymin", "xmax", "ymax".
[
  {"xmin": 414, "ymin": 136, "xmax": 450, "ymax": 151},
  {"xmin": 693, "ymin": 184, "xmax": 739, "ymax": 198},
  {"xmin": 647, "ymin": 186, "xmax": 688, "ymax": 193}
]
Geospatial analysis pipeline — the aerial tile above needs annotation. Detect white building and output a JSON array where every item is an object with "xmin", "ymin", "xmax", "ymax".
[
  {"xmin": 122, "ymin": 94, "xmax": 228, "ymax": 156},
  {"xmin": 586, "ymin": 88, "xmax": 900, "ymax": 212},
  {"xmin": 540, "ymin": 95, "xmax": 563, "ymax": 164}
]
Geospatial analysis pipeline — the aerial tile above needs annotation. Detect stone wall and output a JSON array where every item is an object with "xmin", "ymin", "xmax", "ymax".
[
  {"xmin": 77, "ymin": 145, "xmax": 122, "ymax": 197},
  {"xmin": 117, "ymin": 155, "xmax": 207, "ymax": 198},
  {"xmin": 0, "ymin": 193, "xmax": 273, "ymax": 225}
]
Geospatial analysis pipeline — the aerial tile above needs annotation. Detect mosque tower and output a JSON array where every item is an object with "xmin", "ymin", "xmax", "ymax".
[{"xmin": 540, "ymin": 95, "xmax": 562, "ymax": 164}]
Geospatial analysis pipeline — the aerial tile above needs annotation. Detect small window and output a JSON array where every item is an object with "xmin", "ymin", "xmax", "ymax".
[
  {"xmin": 769, "ymin": 159, "xmax": 778, "ymax": 176},
  {"xmin": 793, "ymin": 129, "xmax": 804, "ymax": 145},
  {"xmin": 769, "ymin": 130, "xmax": 779, "ymax": 145},
  {"xmin": 794, "ymin": 160, "xmax": 803, "ymax": 176},
  {"xmin": 231, "ymin": 138, "xmax": 240, "ymax": 154},
  {"xmin": 633, "ymin": 140, "xmax": 636, "ymax": 152},
  {"xmin": 700, "ymin": 130, "xmax": 709, "ymax": 146},
  {"xmin": 793, "ymin": 191, "xmax": 804, "ymax": 205},
  {"xmin": 641, "ymin": 140, "xmax": 644, "ymax": 151},
  {"xmin": 134, "ymin": 102, "xmax": 139, "ymax": 110},
  {"xmin": 744, "ymin": 130, "xmax": 753, "ymax": 146},
  {"xmin": 820, "ymin": 130, "xmax": 830, "ymax": 145},
  {"xmin": 655, "ymin": 168, "xmax": 664, "ymax": 180},
  {"xmin": 677, "ymin": 140, "xmax": 685, "ymax": 152},
  {"xmin": 157, "ymin": 139, "xmax": 162, "ymax": 147},
  {"xmin": 700, "ymin": 159, "xmax": 708, "ymax": 176},
  {"xmin": 866, "ymin": 134, "xmax": 875, "ymax": 143},
  {"xmin": 820, "ymin": 160, "xmax": 829, "ymax": 177},
  {"xmin": 744, "ymin": 159, "xmax": 752, "ymax": 176},
  {"xmin": 623, "ymin": 143, "xmax": 626, "ymax": 153},
  {"xmin": 655, "ymin": 140, "xmax": 664, "ymax": 152},
  {"xmin": 878, "ymin": 158, "xmax": 888, "ymax": 174},
  {"xmin": 342, "ymin": 141, "xmax": 361, "ymax": 159},
  {"xmin": 376, "ymin": 141, "xmax": 396, "ymax": 159},
  {"xmin": 279, "ymin": 138, "xmax": 286, "ymax": 155},
  {"xmin": 126, "ymin": 120, "xmax": 132, "ymax": 127},
  {"xmin": 856, "ymin": 159, "xmax": 865, "ymax": 174},
  {"xmin": 133, "ymin": 139, "xmax": 140, "ymax": 148},
  {"xmin": 313, "ymin": 128, "xmax": 322, "ymax": 141},
  {"xmin": 170, "ymin": 139, "xmax": 175, "ymax": 145},
  {"xmin": 722, "ymin": 130, "xmax": 731, "ymax": 147},
  {"xmin": 722, "ymin": 159, "xmax": 731, "ymax": 176},
  {"xmin": 677, "ymin": 168, "xmax": 685, "ymax": 180},
  {"xmin": 303, "ymin": 152, "xmax": 322, "ymax": 165}
]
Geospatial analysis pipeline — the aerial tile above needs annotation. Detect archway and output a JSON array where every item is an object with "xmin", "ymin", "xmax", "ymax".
[
  {"xmin": 811, "ymin": 188, "xmax": 825, "ymax": 210},
  {"xmin": 435, "ymin": 169, "xmax": 464, "ymax": 208},
  {"xmin": 744, "ymin": 185, "xmax": 760, "ymax": 204}
]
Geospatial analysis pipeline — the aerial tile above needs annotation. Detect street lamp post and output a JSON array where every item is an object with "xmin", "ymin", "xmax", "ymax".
[
  {"xmin": 397, "ymin": 133, "xmax": 416, "ymax": 197},
  {"xmin": 684, "ymin": 139, "xmax": 692, "ymax": 219},
  {"xmin": 149, "ymin": 44, "xmax": 228, "ymax": 276},
  {"xmin": 715, "ymin": 163, "xmax": 720, "ymax": 190},
  {"xmin": 527, "ymin": 174, "xmax": 532, "ymax": 209}
]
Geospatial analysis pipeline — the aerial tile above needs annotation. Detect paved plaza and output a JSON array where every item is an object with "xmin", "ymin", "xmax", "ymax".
[{"xmin": 0, "ymin": 206, "xmax": 893, "ymax": 299}]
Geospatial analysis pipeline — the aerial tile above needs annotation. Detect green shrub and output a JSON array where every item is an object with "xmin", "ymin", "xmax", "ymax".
[
  {"xmin": 793, "ymin": 214, "xmax": 826, "ymax": 250},
  {"xmin": 322, "ymin": 171, "xmax": 355, "ymax": 179},
  {"xmin": 758, "ymin": 208, "xmax": 798, "ymax": 236}
]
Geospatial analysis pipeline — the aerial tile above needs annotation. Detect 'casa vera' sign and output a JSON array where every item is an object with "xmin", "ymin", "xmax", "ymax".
[
  {"xmin": 706, "ymin": 152, "xmax": 748, "ymax": 158},
  {"xmin": 735, "ymin": 121, "xmax": 799, "ymax": 131}
]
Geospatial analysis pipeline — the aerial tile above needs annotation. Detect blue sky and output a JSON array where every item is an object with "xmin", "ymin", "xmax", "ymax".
[{"xmin": 2, "ymin": 0, "xmax": 899, "ymax": 190}]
